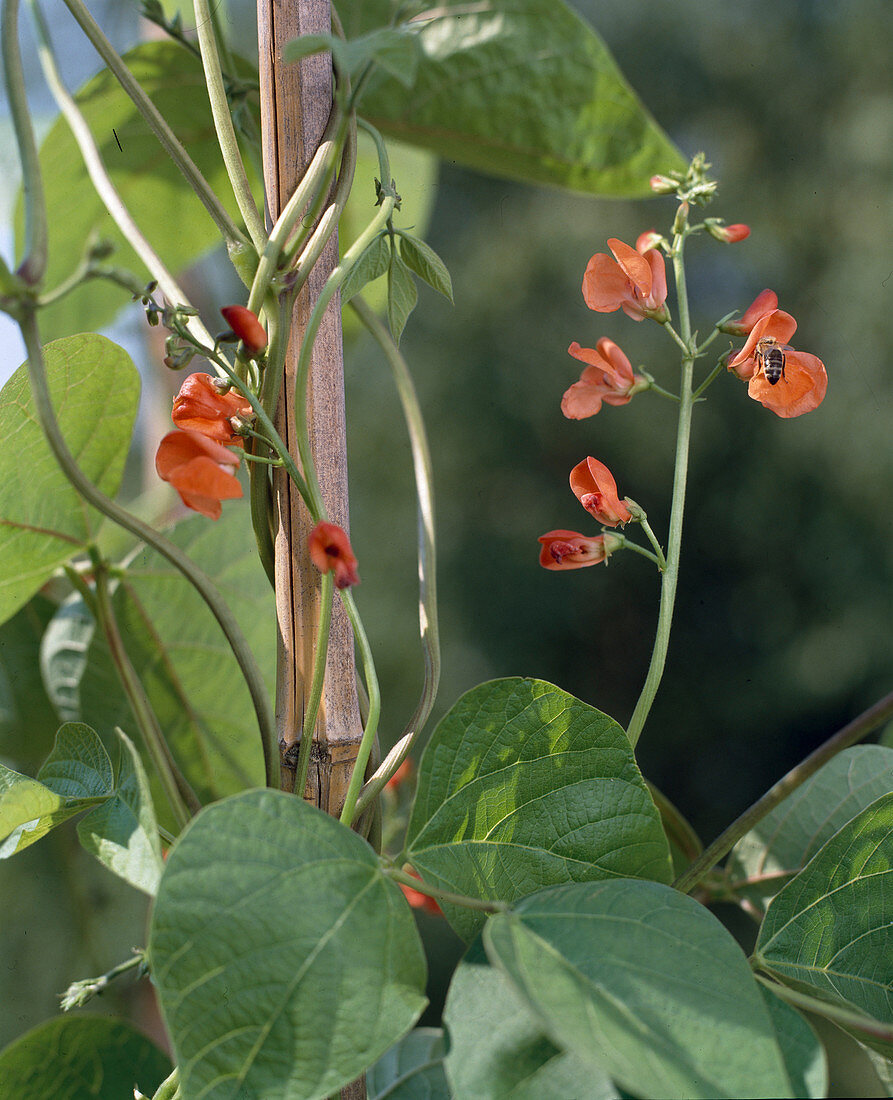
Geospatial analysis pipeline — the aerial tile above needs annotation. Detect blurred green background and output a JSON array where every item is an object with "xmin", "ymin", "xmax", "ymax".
[{"xmin": 1, "ymin": 0, "xmax": 891, "ymax": 1091}]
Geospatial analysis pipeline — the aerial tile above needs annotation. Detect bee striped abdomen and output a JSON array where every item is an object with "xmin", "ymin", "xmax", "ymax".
[{"xmin": 763, "ymin": 346, "xmax": 785, "ymax": 385}]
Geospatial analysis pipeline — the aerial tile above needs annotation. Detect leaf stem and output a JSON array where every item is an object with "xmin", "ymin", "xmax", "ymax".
[
  {"xmin": 58, "ymin": 0, "xmax": 249, "ymax": 248},
  {"xmin": 339, "ymin": 589, "xmax": 381, "ymax": 826},
  {"xmin": 2, "ymin": 0, "xmax": 47, "ymax": 282},
  {"xmin": 26, "ymin": 0, "xmax": 222, "ymax": 352},
  {"xmin": 384, "ymin": 865, "xmax": 509, "ymax": 914},
  {"xmin": 673, "ymin": 687, "xmax": 893, "ymax": 894},
  {"xmin": 293, "ymin": 571, "xmax": 334, "ymax": 799},
  {"xmin": 626, "ymin": 226, "xmax": 696, "ymax": 747},
  {"xmin": 92, "ymin": 560, "xmax": 195, "ymax": 828},
  {"xmin": 295, "ymin": 194, "xmax": 397, "ymax": 518},
  {"xmin": 191, "ymin": 0, "xmax": 266, "ymax": 249},
  {"xmin": 753, "ymin": 974, "xmax": 893, "ymax": 1044},
  {"xmin": 349, "ymin": 295, "xmax": 441, "ymax": 817}
]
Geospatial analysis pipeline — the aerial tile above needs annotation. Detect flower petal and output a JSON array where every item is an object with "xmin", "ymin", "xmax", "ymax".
[{"xmin": 748, "ymin": 350, "xmax": 827, "ymax": 417}]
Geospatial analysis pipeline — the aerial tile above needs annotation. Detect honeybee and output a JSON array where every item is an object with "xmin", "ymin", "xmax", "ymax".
[{"xmin": 755, "ymin": 335, "xmax": 786, "ymax": 385}]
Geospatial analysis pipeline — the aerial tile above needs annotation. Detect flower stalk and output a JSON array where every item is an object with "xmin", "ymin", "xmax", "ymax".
[{"xmin": 626, "ymin": 217, "xmax": 696, "ymax": 747}]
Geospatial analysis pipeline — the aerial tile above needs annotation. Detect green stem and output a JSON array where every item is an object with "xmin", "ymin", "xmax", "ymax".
[
  {"xmin": 674, "ymin": 687, "xmax": 893, "ymax": 895},
  {"xmin": 19, "ymin": 309, "xmax": 279, "ymax": 790},
  {"xmin": 350, "ymin": 295, "xmax": 441, "ymax": 817},
  {"xmin": 293, "ymin": 571, "xmax": 334, "ymax": 799},
  {"xmin": 691, "ymin": 357, "xmax": 727, "ymax": 402},
  {"xmin": 626, "ymin": 229, "xmax": 696, "ymax": 747},
  {"xmin": 384, "ymin": 865, "xmax": 508, "ymax": 914},
  {"xmin": 59, "ymin": 0, "xmax": 248, "ymax": 248},
  {"xmin": 92, "ymin": 563, "xmax": 194, "ymax": 828},
  {"xmin": 246, "ymin": 106, "xmax": 348, "ymax": 316},
  {"xmin": 753, "ymin": 974, "xmax": 893, "ymax": 1043},
  {"xmin": 295, "ymin": 194, "xmax": 397, "ymax": 519},
  {"xmin": 3, "ymin": 0, "xmax": 47, "ymax": 282},
  {"xmin": 26, "ymin": 0, "xmax": 221, "ymax": 352},
  {"xmin": 614, "ymin": 535, "xmax": 661, "ymax": 568},
  {"xmin": 192, "ymin": 0, "xmax": 266, "ymax": 249},
  {"xmin": 61, "ymin": 950, "xmax": 145, "ymax": 1010},
  {"xmin": 338, "ymin": 589, "xmax": 381, "ymax": 826}
]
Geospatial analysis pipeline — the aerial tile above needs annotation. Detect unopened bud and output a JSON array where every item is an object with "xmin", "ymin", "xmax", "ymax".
[
  {"xmin": 220, "ymin": 305, "xmax": 268, "ymax": 356},
  {"xmin": 649, "ymin": 174, "xmax": 678, "ymax": 195},
  {"xmin": 636, "ymin": 229, "xmax": 664, "ymax": 253},
  {"xmin": 706, "ymin": 220, "xmax": 750, "ymax": 244}
]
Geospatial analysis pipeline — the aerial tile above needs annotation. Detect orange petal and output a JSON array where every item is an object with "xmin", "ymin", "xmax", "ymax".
[
  {"xmin": 748, "ymin": 351, "xmax": 827, "ymax": 417},
  {"xmin": 607, "ymin": 238, "xmax": 652, "ymax": 295}
]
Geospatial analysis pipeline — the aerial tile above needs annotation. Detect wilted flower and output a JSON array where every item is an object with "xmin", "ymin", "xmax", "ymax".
[
  {"xmin": 582, "ymin": 238, "xmax": 668, "ymax": 322},
  {"xmin": 308, "ymin": 521, "xmax": 360, "ymax": 589},
  {"xmin": 155, "ymin": 430, "xmax": 242, "ymax": 520},
  {"xmin": 172, "ymin": 373, "xmax": 254, "ymax": 445},
  {"xmin": 562, "ymin": 339, "xmax": 644, "ymax": 420},
  {"xmin": 569, "ymin": 457, "xmax": 632, "ymax": 527}
]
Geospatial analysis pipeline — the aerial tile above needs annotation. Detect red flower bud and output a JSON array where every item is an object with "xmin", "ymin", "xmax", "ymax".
[
  {"xmin": 308, "ymin": 521, "xmax": 360, "ymax": 589},
  {"xmin": 707, "ymin": 222, "xmax": 751, "ymax": 244},
  {"xmin": 220, "ymin": 305, "xmax": 267, "ymax": 355}
]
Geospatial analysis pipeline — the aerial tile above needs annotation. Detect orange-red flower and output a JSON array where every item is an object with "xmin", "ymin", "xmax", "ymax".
[
  {"xmin": 538, "ymin": 530, "xmax": 619, "ymax": 571},
  {"xmin": 171, "ymin": 373, "xmax": 253, "ymax": 446},
  {"xmin": 728, "ymin": 310, "xmax": 827, "ymax": 417},
  {"xmin": 569, "ymin": 457, "xmax": 632, "ymax": 527},
  {"xmin": 220, "ymin": 305, "xmax": 267, "ymax": 355},
  {"xmin": 748, "ymin": 351, "xmax": 827, "ymax": 418},
  {"xmin": 155, "ymin": 429, "xmax": 242, "ymax": 520},
  {"xmin": 582, "ymin": 237, "xmax": 668, "ymax": 322},
  {"xmin": 727, "ymin": 309, "xmax": 798, "ymax": 381},
  {"xmin": 562, "ymin": 339, "xmax": 644, "ymax": 420},
  {"xmin": 308, "ymin": 521, "xmax": 359, "ymax": 589},
  {"xmin": 720, "ymin": 289, "xmax": 779, "ymax": 337}
]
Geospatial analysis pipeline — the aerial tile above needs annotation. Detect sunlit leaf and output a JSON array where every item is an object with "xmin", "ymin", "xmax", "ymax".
[
  {"xmin": 0, "ymin": 336, "xmax": 139, "ymax": 627},
  {"xmin": 406, "ymin": 678, "xmax": 672, "ymax": 941}
]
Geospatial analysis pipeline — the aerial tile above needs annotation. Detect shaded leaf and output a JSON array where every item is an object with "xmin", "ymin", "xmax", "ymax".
[
  {"xmin": 150, "ymin": 790, "xmax": 427, "ymax": 1100},
  {"xmin": 367, "ymin": 1028, "xmax": 449, "ymax": 1100},
  {"xmin": 754, "ymin": 792, "xmax": 893, "ymax": 1056},
  {"xmin": 406, "ymin": 677, "xmax": 672, "ymax": 941},
  {"xmin": 77, "ymin": 507, "xmax": 273, "ymax": 804},
  {"xmin": 443, "ymin": 936, "xmax": 616, "ymax": 1099},
  {"xmin": 485, "ymin": 880, "xmax": 793, "ymax": 1098},
  {"xmin": 759, "ymin": 985, "xmax": 828, "ymax": 1099},
  {"xmin": 0, "ymin": 336, "xmax": 139, "ymax": 628},
  {"xmin": 341, "ymin": 232, "xmax": 392, "ymax": 305},
  {"xmin": 0, "ymin": 594, "xmax": 59, "ymax": 768},
  {"xmin": 0, "ymin": 1015, "xmax": 170, "ymax": 1100},
  {"xmin": 728, "ymin": 745, "xmax": 893, "ymax": 907}
]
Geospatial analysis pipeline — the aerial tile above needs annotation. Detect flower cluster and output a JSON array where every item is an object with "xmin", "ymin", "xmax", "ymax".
[
  {"xmin": 154, "ymin": 306, "xmax": 267, "ymax": 519},
  {"xmin": 539, "ymin": 457, "xmax": 628, "ymax": 572}
]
